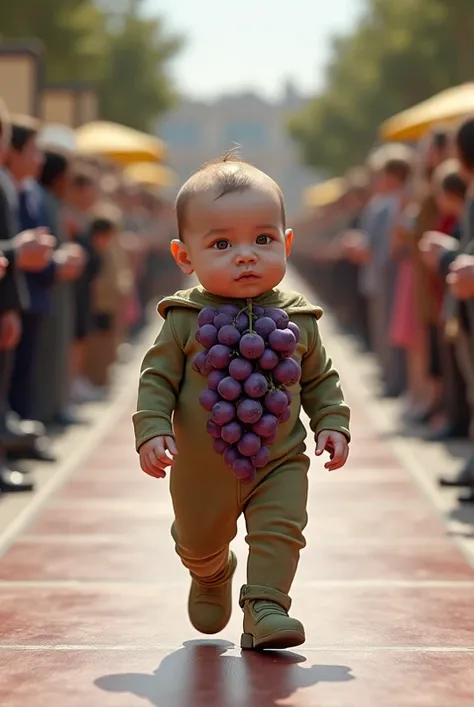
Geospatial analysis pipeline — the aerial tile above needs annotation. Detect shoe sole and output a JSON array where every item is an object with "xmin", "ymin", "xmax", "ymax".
[{"xmin": 241, "ymin": 629, "xmax": 305, "ymax": 651}]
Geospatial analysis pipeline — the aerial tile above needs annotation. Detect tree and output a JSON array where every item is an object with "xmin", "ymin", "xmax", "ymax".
[
  {"xmin": 0, "ymin": 0, "xmax": 107, "ymax": 82},
  {"xmin": 98, "ymin": 1, "xmax": 184, "ymax": 131},
  {"xmin": 0, "ymin": 0, "xmax": 184, "ymax": 130},
  {"xmin": 289, "ymin": 0, "xmax": 474, "ymax": 175}
]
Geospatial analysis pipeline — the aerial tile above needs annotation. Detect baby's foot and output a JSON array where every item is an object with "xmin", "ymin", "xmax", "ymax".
[{"xmin": 188, "ymin": 552, "xmax": 237, "ymax": 635}]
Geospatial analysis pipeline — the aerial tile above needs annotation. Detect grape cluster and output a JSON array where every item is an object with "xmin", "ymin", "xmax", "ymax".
[{"xmin": 193, "ymin": 301, "xmax": 301, "ymax": 484}]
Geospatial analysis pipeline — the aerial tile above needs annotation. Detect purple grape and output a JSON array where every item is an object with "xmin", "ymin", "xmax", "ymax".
[
  {"xmin": 208, "ymin": 345, "xmax": 232, "ymax": 369},
  {"xmin": 221, "ymin": 421, "xmax": 243, "ymax": 444},
  {"xmin": 287, "ymin": 321, "xmax": 301, "ymax": 343},
  {"xmin": 214, "ymin": 313, "xmax": 233, "ymax": 329},
  {"xmin": 192, "ymin": 351, "xmax": 208, "ymax": 374},
  {"xmin": 218, "ymin": 376, "xmax": 242, "ymax": 401},
  {"xmin": 284, "ymin": 389, "xmax": 292, "ymax": 405},
  {"xmin": 232, "ymin": 456, "xmax": 256, "ymax": 480},
  {"xmin": 224, "ymin": 446, "xmax": 239, "ymax": 469},
  {"xmin": 199, "ymin": 388, "xmax": 220, "ymax": 412},
  {"xmin": 253, "ymin": 306, "xmax": 265, "ymax": 317},
  {"xmin": 213, "ymin": 438, "xmax": 229, "ymax": 455},
  {"xmin": 259, "ymin": 348, "xmax": 279, "ymax": 371},
  {"xmin": 206, "ymin": 419, "xmax": 222, "ymax": 439},
  {"xmin": 211, "ymin": 401, "xmax": 236, "ymax": 425},
  {"xmin": 240, "ymin": 333, "xmax": 265, "ymax": 360},
  {"xmin": 208, "ymin": 369, "xmax": 227, "ymax": 391},
  {"xmin": 235, "ymin": 312, "xmax": 249, "ymax": 332},
  {"xmin": 273, "ymin": 359, "xmax": 301, "ymax": 386},
  {"xmin": 220, "ymin": 304, "xmax": 240, "ymax": 317},
  {"xmin": 266, "ymin": 308, "xmax": 289, "ymax": 330},
  {"xmin": 277, "ymin": 406, "xmax": 291, "ymax": 423},
  {"xmin": 218, "ymin": 324, "xmax": 241, "ymax": 347},
  {"xmin": 252, "ymin": 445, "xmax": 270, "ymax": 469},
  {"xmin": 268, "ymin": 328, "xmax": 297, "ymax": 355},
  {"xmin": 198, "ymin": 307, "xmax": 217, "ymax": 327},
  {"xmin": 237, "ymin": 398, "xmax": 263, "ymax": 424},
  {"xmin": 253, "ymin": 413, "xmax": 278, "ymax": 437},
  {"xmin": 254, "ymin": 317, "xmax": 277, "ymax": 339},
  {"xmin": 197, "ymin": 324, "xmax": 218, "ymax": 348},
  {"xmin": 244, "ymin": 372, "xmax": 269, "ymax": 399},
  {"xmin": 263, "ymin": 431, "xmax": 277, "ymax": 446},
  {"xmin": 240, "ymin": 469, "xmax": 257, "ymax": 484},
  {"xmin": 265, "ymin": 389, "xmax": 288, "ymax": 415},
  {"xmin": 238, "ymin": 432, "xmax": 261, "ymax": 457},
  {"xmin": 229, "ymin": 357, "xmax": 253, "ymax": 381}
]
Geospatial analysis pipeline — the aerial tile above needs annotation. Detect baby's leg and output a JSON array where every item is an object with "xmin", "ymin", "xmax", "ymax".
[
  {"xmin": 170, "ymin": 462, "xmax": 240, "ymax": 635},
  {"xmin": 240, "ymin": 453, "xmax": 309, "ymax": 650}
]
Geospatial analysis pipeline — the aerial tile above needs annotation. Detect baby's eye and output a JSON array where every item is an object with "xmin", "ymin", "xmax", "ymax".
[
  {"xmin": 213, "ymin": 239, "xmax": 230, "ymax": 250},
  {"xmin": 256, "ymin": 234, "xmax": 272, "ymax": 245}
]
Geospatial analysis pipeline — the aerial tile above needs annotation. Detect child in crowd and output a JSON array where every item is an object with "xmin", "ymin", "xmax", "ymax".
[{"xmin": 133, "ymin": 155, "xmax": 350, "ymax": 650}]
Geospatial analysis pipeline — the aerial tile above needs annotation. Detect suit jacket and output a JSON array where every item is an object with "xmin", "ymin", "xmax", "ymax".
[
  {"xmin": 439, "ymin": 197, "xmax": 474, "ymax": 335},
  {"xmin": 0, "ymin": 176, "xmax": 26, "ymax": 313}
]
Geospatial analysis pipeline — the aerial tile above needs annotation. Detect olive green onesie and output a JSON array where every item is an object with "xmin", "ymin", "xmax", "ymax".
[{"xmin": 133, "ymin": 285, "xmax": 350, "ymax": 649}]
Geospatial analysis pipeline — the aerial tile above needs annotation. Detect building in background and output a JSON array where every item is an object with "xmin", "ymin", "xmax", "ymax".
[{"xmin": 156, "ymin": 83, "xmax": 320, "ymax": 220}]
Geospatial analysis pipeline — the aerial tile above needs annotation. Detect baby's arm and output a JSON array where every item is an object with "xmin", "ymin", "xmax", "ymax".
[
  {"xmin": 300, "ymin": 316, "xmax": 350, "ymax": 468},
  {"xmin": 133, "ymin": 310, "xmax": 185, "ymax": 458}
]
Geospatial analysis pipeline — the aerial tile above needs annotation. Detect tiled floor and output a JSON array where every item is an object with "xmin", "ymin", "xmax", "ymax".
[{"xmin": 1, "ymin": 299, "xmax": 474, "ymax": 705}]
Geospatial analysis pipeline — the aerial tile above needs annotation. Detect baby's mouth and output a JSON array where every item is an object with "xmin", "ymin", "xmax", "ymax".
[{"xmin": 236, "ymin": 272, "xmax": 260, "ymax": 281}]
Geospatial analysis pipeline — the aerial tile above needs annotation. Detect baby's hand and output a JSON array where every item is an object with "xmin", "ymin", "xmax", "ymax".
[
  {"xmin": 139, "ymin": 435, "xmax": 177, "ymax": 479},
  {"xmin": 315, "ymin": 430, "xmax": 349, "ymax": 471}
]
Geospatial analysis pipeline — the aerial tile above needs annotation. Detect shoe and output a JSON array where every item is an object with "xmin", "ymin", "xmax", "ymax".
[
  {"xmin": 0, "ymin": 465, "xmax": 34, "ymax": 493},
  {"xmin": 8, "ymin": 434, "xmax": 56, "ymax": 463},
  {"xmin": 53, "ymin": 410, "xmax": 81, "ymax": 427},
  {"xmin": 424, "ymin": 425, "xmax": 469, "ymax": 443},
  {"xmin": 439, "ymin": 463, "xmax": 474, "ymax": 488},
  {"xmin": 188, "ymin": 552, "xmax": 237, "ymax": 635},
  {"xmin": 240, "ymin": 585, "xmax": 305, "ymax": 651},
  {"xmin": 458, "ymin": 489, "xmax": 474, "ymax": 504},
  {"xmin": 7, "ymin": 413, "xmax": 45, "ymax": 438},
  {"xmin": 71, "ymin": 378, "xmax": 107, "ymax": 404}
]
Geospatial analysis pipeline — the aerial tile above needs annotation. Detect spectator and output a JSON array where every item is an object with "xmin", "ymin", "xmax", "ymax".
[
  {"xmin": 0, "ymin": 103, "xmax": 54, "ymax": 492},
  {"xmin": 33, "ymin": 148, "xmax": 86, "ymax": 426},
  {"xmin": 419, "ymin": 118, "xmax": 474, "ymax": 493}
]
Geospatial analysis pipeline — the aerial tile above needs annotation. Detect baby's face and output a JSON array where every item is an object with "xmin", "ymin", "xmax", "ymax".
[{"xmin": 173, "ymin": 185, "xmax": 292, "ymax": 299}]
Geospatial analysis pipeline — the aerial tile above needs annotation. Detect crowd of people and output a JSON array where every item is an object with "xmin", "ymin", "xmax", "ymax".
[
  {"xmin": 0, "ymin": 98, "xmax": 176, "ymax": 496},
  {"xmin": 295, "ymin": 117, "xmax": 474, "ymax": 503}
]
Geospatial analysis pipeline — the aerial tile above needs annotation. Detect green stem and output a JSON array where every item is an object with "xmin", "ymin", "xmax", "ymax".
[{"xmin": 247, "ymin": 299, "xmax": 253, "ymax": 333}]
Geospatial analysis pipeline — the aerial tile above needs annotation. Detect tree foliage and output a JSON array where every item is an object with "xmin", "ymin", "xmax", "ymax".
[
  {"xmin": 0, "ymin": 0, "xmax": 184, "ymax": 130},
  {"xmin": 289, "ymin": 0, "xmax": 474, "ymax": 175}
]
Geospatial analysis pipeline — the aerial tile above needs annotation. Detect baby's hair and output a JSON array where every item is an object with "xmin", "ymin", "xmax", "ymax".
[
  {"xmin": 433, "ymin": 158, "xmax": 468, "ymax": 200},
  {"xmin": 176, "ymin": 149, "xmax": 286, "ymax": 239}
]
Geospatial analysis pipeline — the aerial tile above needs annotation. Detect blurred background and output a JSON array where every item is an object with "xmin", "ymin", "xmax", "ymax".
[{"xmin": 0, "ymin": 0, "xmax": 474, "ymax": 506}]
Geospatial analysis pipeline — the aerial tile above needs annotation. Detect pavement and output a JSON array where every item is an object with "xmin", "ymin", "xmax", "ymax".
[{"xmin": 1, "ymin": 268, "xmax": 474, "ymax": 707}]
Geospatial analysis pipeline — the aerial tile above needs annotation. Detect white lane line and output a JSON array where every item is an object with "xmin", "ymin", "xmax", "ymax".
[
  {"xmin": 0, "ymin": 579, "xmax": 474, "ymax": 589},
  {"xmin": 1, "ymin": 644, "xmax": 474, "ymax": 653},
  {"xmin": 0, "ymin": 384, "xmax": 136, "ymax": 557}
]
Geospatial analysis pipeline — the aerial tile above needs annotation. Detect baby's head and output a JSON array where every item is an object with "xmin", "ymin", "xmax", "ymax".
[{"xmin": 171, "ymin": 153, "xmax": 293, "ymax": 298}]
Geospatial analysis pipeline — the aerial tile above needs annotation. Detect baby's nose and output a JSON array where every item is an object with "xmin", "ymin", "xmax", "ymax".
[{"xmin": 235, "ymin": 248, "xmax": 257, "ymax": 264}]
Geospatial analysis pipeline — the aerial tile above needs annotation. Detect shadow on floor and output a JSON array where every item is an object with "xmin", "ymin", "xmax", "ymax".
[{"xmin": 95, "ymin": 639, "xmax": 354, "ymax": 706}]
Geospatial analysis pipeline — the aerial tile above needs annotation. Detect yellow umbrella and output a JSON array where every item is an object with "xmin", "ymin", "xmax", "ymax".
[
  {"xmin": 303, "ymin": 178, "xmax": 346, "ymax": 208},
  {"xmin": 123, "ymin": 161, "xmax": 177, "ymax": 188},
  {"xmin": 75, "ymin": 121, "xmax": 165, "ymax": 164},
  {"xmin": 379, "ymin": 83, "xmax": 474, "ymax": 142}
]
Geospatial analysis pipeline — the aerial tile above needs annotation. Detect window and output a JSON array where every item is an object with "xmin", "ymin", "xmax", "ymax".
[
  {"xmin": 161, "ymin": 121, "xmax": 200, "ymax": 148},
  {"xmin": 223, "ymin": 122, "xmax": 267, "ymax": 149}
]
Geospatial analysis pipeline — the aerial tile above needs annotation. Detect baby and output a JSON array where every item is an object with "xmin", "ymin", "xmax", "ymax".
[{"xmin": 133, "ymin": 154, "xmax": 350, "ymax": 651}]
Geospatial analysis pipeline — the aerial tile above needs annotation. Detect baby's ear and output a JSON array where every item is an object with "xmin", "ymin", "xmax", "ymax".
[
  {"xmin": 170, "ymin": 239, "xmax": 194, "ymax": 275},
  {"xmin": 284, "ymin": 229, "xmax": 294, "ymax": 257}
]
